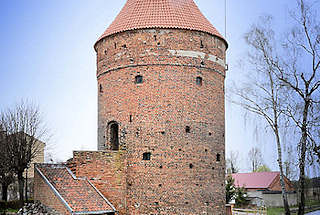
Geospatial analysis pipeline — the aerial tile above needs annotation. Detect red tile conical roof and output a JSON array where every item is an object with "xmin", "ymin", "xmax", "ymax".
[{"xmin": 96, "ymin": 0, "xmax": 226, "ymax": 45}]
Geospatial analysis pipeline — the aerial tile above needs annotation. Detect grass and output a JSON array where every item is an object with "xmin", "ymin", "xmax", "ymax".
[
  {"xmin": 267, "ymin": 200, "xmax": 320, "ymax": 215},
  {"xmin": 267, "ymin": 207, "xmax": 285, "ymax": 215}
]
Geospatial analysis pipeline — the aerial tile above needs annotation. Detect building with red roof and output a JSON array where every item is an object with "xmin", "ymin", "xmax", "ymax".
[
  {"xmin": 231, "ymin": 172, "xmax": 297, "ymax": 207},
  {"xmin": 232, "ymin": 172, "xmax": 295, "ymax": 192}
]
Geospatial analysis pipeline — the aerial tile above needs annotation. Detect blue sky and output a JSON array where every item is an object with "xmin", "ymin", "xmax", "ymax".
[{"xmin": 0, "ymin": 0, "xmax": 317, "ymax": 175}]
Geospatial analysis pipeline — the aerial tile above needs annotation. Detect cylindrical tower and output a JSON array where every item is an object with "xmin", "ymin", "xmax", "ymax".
[{"xmin": 95, "ymin": 0, "xmax": 227, "ymax": 214}]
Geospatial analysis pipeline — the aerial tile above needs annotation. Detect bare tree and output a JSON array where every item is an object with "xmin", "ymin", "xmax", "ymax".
[
  {"xmin": 0, "ymin": 124, "xmax": 14, "ymax": 201},
  {"xmin": 231, "ymin": 15, "xmax": 291, "ymax": 213},
  {"xmin": 236, "ymin": 0, "xmax": 320, "ymax": 213},
  {"xmin": 1, "ymin": 101, "xmax": 47, "ymax": 202},
  {"xmin": 279, "ymin": 1, "xmax": 320, "ymax": 212},
  {"xmin": 226, "ymin": 150, "xmax": 240, "ymax": 174},
  {"xmin": 248, "ymin": 147, "xmax": 263, "ymax": 172}
]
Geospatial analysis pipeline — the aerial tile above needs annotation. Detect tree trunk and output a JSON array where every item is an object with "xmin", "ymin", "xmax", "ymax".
[
  {"xmin": 17, "ymin": 171, "xmax": 24, "ymax": 202},
  {"xmin": 25, "ymin": 171, "xmax": 28, "ymax": 201},
  {"xmin": 297, "ymin": 102, "xmax": 309, "ymax": 215},
  {"xmin": 1, "ymin": 183, "xmax": 8, "ymax": 201},
  {"xmin": 275, "ymin": 128, "xmax": 290, "ymax": 215}
]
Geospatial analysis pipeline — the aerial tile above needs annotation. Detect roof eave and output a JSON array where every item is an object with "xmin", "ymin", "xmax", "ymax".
[
  {"xmin": 94, "ymin": 27, "xmax": 228, "ymax": 52},
  {"xmin": 73, "ymin": 210, "xmax": 115, "ymax": 215}
]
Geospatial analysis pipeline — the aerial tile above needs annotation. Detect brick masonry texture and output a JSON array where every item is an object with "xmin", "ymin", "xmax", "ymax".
[
  {"xmin": 68, "ymin": 151, "xmax": 127, "ymax": 214},
  {"xmin": 34, "ymin": 170, "xmax": 70, "ymax": 215},
  {"xmin": 94, "ymin": 28, "xmax": 227, "ymax": 214}
]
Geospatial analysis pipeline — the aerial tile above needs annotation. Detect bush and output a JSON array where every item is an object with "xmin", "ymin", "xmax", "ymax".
[
  {"xmin": 0, "ymin": 200, "xmax": 30, "ymax": 211},
  {"xmin": 0, "ymin": 201, "xmax": 8, "ymax": 211}
]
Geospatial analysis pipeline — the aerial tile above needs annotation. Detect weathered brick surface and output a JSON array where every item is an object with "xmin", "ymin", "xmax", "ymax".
[
  {"xmin": 68, "ymin": 151, "xmax": 127, "ymax": 214},
  {"xmin": 34, "ymin": 169, "xmax": 71, "ymax": 215},
  {"xmin": 94, "ymin": 28, "xmax": 227, "ymax": 215}
]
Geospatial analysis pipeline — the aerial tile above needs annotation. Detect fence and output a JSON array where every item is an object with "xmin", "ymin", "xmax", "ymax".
[{"xmin": 232, "ymin": 207, "xmax": 267, "ymax": 215}]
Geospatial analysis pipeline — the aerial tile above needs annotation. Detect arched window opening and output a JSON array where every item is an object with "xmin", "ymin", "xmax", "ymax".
[{"xmin": 110, "ymin": 122, "xmax": 119, "ymax": 150}]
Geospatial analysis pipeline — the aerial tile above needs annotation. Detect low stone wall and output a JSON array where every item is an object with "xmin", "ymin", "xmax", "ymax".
[{"xmin": 262, "ymin": 192, "xmax": 297, "ymax": 207}]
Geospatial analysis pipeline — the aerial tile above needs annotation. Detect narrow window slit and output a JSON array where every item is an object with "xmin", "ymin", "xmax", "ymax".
[
  {"xmin": 200, "ymin": 40, "xmax": 204, "ymax": 48},
  {"xmin": 185, "ymin": 126, "xmax": 190, "ymax": 133},
  {"xmin": 216, "ymin": 153, "xmax": 221, "ymax": 162}
]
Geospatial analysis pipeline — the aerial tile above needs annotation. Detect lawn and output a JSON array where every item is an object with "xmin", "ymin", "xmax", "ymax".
[{"xmin": 267, "ymin": 200, "xmax": 320, "ymax": 215}]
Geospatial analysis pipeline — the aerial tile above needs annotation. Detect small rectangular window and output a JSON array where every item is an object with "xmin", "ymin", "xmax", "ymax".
[
  {"xmin": 143, "ymin": 152, "xmax": 151, "ymax": 160},
  {"xmin": 135, "ymin": 75, "xmax": 143, "ymax": 84},
  {"xmin": 185, "ymin": 126, "xmax": 190, "ymax": 133},
  {"xmin": 196, "ymin": 77, "xmax": 203, "ymax": 86}
]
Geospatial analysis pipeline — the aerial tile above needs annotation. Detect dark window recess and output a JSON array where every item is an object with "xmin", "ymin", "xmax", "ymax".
[
  {"xmin": 205, "ymin": 149, "xmax": 208, "ymax": 152},
  {"xmin": 143, "ymin": 152, "xmax": 151, "ymax": 160},
  {"xmin": 196, "ymin": 77, "xmax": 203, "ymax": 86},
  {"xmin": 185, "ymin": 202, "xmax": 189, "ymax": 205},
  {"xmin": 161, "ymin": 131, "xmax": 165, "ymax": 135},
  {"xmin": 209, "ymin": 132, "xmax": 212, "ymax": 136},
  {"xmin": 200, "ymin": 40, "xmax": 204, "ymax": 48},
  {"xmin": 159, "ymin": 165, "xmax": 163, "ymax": 169},
  {"xmin": 110, "ymin": 123, "xmax": 119, "ymax": 150},
  {"xmin": 114, "ymin": 42, "xmax": 117, "ymax": 49},
  {"xmin": 185, "ymin": 126, "xmax": 190, "ymax": 133},
  {"xmin": 104, "ymin": 50, "xmax": 107, "ymax": 55},
  {"xmin": 159, "ymin": 184, "xmax": 162, "ymax": 187},
  {"xmin": 122, "ymin": 44, "xmax": 127, "ymax": 48},
  {"xmin": 189, "ymin": 163, "xmax": 193, "ymax": 169},
  {"xmin": 154, "ymin": 35, "xmax": 157, "ymax": 41},
  {"xmin": 216, "ymin": 153, "xmax": 221, "ymax": 162},
  {"xmin": 135, "ymin": 75, "xmax": 143, "ymax": 84},
  {"xmin": 157, "ymin": 42, "xmax": 160, "ymax": 46},
  {"xmin": 129, "ymin": 115, "xmax": 132, "ymax": 122},
  {"xmin": 99, "ymin": 84, "xmax": 103, "ymax": 93},
  {"xmin": 200, "ymin": 60, "xmax": 205, "ymax": 66}
]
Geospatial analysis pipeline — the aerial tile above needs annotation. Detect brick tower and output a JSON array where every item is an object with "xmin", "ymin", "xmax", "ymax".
[{"xmin": 95, "ymin": 0, "xmax": 228, "ymax": 214}]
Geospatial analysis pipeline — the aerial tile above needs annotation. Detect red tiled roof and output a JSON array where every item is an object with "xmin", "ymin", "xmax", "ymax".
[
  {"xmin": 36, "ymin": 164, "xmax": 115, "ymax": 214},
  {"xmin": 232, "ymin": 172, "xmax": 280, "ymax": 189},
  {"xmin": 96, "ymin": 0, "xmax": 225, "ymax": 44}
]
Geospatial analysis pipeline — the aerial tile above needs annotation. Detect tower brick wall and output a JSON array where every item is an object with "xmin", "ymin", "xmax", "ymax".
[{"xmin": 95, "ymin": 28, "xmax": 227, "ymax": 214}]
